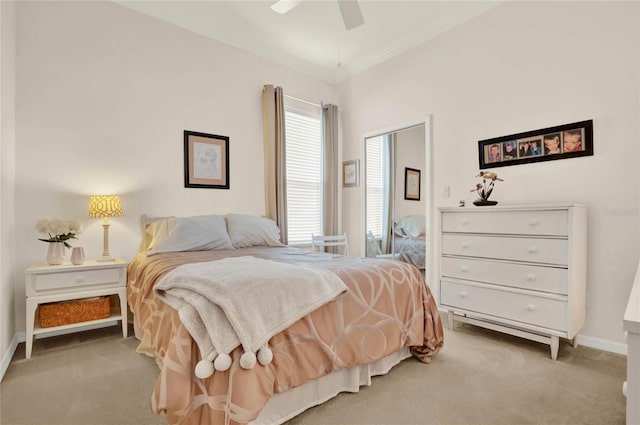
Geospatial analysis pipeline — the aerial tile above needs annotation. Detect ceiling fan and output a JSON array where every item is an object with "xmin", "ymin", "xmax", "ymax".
[{"xmin": 270, "ymin": 0, "xmax": 364, "ymax": 30}]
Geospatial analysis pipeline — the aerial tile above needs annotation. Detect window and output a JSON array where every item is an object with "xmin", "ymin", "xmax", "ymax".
[
  {"xmin": 284, "ymin": 104, "xmax": 322, "ymax": 245},
  {"xmin": 366, "ymin": 136, "xmax": 383, "ymax": 239}
]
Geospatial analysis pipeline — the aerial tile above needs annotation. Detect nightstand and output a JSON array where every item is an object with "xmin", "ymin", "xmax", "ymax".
[{"xmin": 25, "ymin": 259, "xmax": 128, "ymax": 359}]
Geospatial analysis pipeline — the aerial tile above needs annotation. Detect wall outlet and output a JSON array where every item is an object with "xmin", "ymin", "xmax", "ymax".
[{"xmin": 443, "ymin": 185, "xmax": 450, "ymax": 198}]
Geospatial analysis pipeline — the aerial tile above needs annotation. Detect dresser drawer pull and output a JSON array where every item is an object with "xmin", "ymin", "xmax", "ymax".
[
  {"xmin": 527, "ymin": 246, "xmax": 538, "ymax": 254},
  {"xmin": 461, "ymin": 219, "xmax": 469, "ymax": 225},
  {"xmin": 526, "ymin": 304, "xmax": 535, "ymax": 311},
  {"xmin": 460, "ymin": 266, "xmax": 469, "ymax": 272},
  {"xmin": 529, "ymin": 219, "xmax": 539, "ymax": 226},
  {"xmin": 74, "ymin": 276, "xmax": 85, "ymax": 283},
  {"xmin": 459, "ymin": 291, "xmax": 468, "ymax": 298},
  {"xmin": 527, "ymin": 274, "xmax": 536, "ymax": 281},
  {"xmin": 461, "ymin": 243, "xmax": 469, "ymax": 249}
]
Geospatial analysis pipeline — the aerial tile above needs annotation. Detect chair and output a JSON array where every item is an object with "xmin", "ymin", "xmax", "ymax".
[
  {"xmin": 366, "ymin": 231, "xmax": 383, "ymax": 257},
  {"xmin": 311, "ymin": 233, "xmax": 349, "ymax": 256}
]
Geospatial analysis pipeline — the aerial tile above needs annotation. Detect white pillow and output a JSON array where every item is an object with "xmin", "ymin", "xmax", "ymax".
[
  {"xmin": 395, "ymin": 215, "xmax": 426, "ymax": 237},
  {"xmin": 225, "ymin": 214, "xmax": 284, "ymax": 248},
  {"xmin": 147, "ymin": 215, "xmax": 233, "ymax": 255}
]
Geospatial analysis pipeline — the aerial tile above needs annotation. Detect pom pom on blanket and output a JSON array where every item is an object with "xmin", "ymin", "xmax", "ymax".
[
  {"xmin": 214, "ymin": 353, "xmax": 232, "ymax": 371},
  {"xmin": 195, "ymin": 359, "xmax": 214, "ymax": 379},
  {"xmin": 240, "ymin": 351, "xmax": 257, "ymax": 369},
  {"xmin": 257, "ymin": 344, "xmax": 273, "ymax": 366}
]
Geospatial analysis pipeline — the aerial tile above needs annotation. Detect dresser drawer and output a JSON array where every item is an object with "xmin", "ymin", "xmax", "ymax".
[
  {"xmin": 442, "ymin": 234, "xmax": 567, "ymax": 265},
  {"xmin": 441, "ymin": 257, "xmax": 568, "ymax": 294},
  {"xmin": 29, "ymin": 268, "xmax": 124, "ymax": 294},
  {"xmin": 441, "ymin": 280, "xmax": 567, "ymax": 331},
  {"xmin": 442, "ymin": 210, "xmax": 568, "ymax": 236}
]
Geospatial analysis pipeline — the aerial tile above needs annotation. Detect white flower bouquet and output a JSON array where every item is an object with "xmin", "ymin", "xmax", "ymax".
[{"xmin": 35, "ymin": 218, "xmax": 83, "ymax": 248}]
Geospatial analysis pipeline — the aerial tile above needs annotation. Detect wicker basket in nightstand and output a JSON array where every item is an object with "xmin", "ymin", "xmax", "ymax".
[{"xmin": 38, "ymin": 296, "xmax": 110, "ymax": 328}]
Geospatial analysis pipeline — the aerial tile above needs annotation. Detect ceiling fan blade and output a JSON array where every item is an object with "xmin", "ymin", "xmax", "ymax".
[
  {"xmin": 337, "ymin": 0, "xmax": 364, "ymax": 30},
  {"xmin": 270, "ymin": 0, "xmax": 303, "ymax": 14}
]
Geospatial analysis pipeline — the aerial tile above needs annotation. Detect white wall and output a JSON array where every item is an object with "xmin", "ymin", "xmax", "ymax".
[
  {"xmin": 1, "ymin": 0, "xmax": 17, "ymax": 376},
  {"xmin": 339, "ymin": 1, "xmax": 639, "ymax": 347},
  {"xmin": 12, "ymin": 1, "xmax": 336, "ymax": 334}
]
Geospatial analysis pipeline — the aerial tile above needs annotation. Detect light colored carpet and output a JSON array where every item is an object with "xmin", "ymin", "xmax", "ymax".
[{"xmin": 0, "ymin": 322, "xmax": 627, "ymax": 425}]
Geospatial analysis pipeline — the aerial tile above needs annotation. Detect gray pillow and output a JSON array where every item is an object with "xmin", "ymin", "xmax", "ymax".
[
  {"xmin": 225, "ymin": 214, "xmax": 284, "ymax": 248},
  {"xmin": 147, "ymin": 215, "xmax": 233, "ymax": 255}
]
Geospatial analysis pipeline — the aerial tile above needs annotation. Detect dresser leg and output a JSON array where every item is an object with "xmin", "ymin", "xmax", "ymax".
[
  {"xmin": 447, "ymin": 311, "xmax": 454, "ymax": 330},
  {"xmin": 572, "ymin": 337, "xmax": 578, "ymax": 349},
  {"xmin": 550, "ymin": 336, "xmax": 559, "ymax": 360}
]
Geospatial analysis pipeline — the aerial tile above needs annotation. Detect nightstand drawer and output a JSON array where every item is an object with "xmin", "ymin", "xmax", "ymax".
[
  {"xmin": 441, "ymin": 257, "xmax": 568, "ymax": 294},
  {"xmin": 442, "ymin": 210, "xmax": 568, "ymax": 236},
  {"xmin": 30, "ymin": 268, "xmax": 123, "ymax": 293},
  {"xmin": 441, "ymin": 234, "xmax": 567, "ymax": 265},
  {"xmin": 441, "ymin": 280, "xmax": 567, "ymax": 331}
]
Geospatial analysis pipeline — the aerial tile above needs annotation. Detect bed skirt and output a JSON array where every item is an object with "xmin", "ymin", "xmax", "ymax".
[
  {"xmin": 135, "ymin": 317, "xmax": 410, "ymax": 425},
  {"xmin": 252, "ymin": 347, "xmax": 412, "ymax": 424}
]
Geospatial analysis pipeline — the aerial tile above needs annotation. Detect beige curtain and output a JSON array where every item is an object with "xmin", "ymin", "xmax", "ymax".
[
  {"xmin": 322, "ymin": 104, "xmax": 339, "ymax": 244},
  {"xmin": 262, "ymin": 85, "xmax": 288, "ymax": 244}
]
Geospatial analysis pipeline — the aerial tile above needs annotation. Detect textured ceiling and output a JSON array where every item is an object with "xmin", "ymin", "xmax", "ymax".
[{"xmin": 117, "ymin": 1, "xmax": 503, "ymax": 83}]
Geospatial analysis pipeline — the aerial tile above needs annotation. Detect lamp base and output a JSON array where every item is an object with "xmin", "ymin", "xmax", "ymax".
[{"xmin": 96, "ymin": 255, "xmax": 116, "ymax": 262}]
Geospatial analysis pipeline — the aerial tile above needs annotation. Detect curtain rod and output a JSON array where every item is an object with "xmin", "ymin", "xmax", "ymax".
[{"xmin": 284, "ymin": 94, "xmax": 321, "ymax": 108}]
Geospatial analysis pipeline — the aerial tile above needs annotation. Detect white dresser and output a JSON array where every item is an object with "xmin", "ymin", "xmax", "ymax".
[{"xmin": 438, "ymin": 204, "xmax": 587, "ymax": 360}]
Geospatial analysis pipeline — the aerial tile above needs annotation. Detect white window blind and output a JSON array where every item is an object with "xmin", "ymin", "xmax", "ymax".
[
  {"xmin": 366, "ymin": 136, "xmax": 383, "ymax": 239},
  {"xmin": 285, "ymin": 108, "xmax": 322, "ymax": 245}
]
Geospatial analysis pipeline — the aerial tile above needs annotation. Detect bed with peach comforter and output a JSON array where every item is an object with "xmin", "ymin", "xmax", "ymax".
[{"xmin": 127, "ymin": 246, "xmax": 443, "ymax": 425}]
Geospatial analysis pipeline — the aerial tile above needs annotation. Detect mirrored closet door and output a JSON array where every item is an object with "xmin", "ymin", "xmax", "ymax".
[{"xmin": 364, "ymin": 123, "xmax": 427, "ymax": 272}]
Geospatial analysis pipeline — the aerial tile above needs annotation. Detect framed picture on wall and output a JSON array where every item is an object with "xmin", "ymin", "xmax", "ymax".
[
  {"xmin": 404, "ymin": 167, "xmax": 421, "ymax": 201},
  {"xmin": 478, "ymin": 119, "xmax": 593, "ymax": 169},
  {"xmin": 184, "ymin": 130, "xmax": 230, "ymax": 189},
  {"xmin": 343, "ymin": 159, "xmax": 359, "ymax": 188}
]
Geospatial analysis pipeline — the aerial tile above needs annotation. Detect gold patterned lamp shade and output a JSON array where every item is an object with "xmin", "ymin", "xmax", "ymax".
[
  {"xmin": 89, "ymin": 195, "xmax": 123, "ymax": 219},
  {"xmin": 89, "ymin": 195, "xmax": 123, "ymax": 262}
]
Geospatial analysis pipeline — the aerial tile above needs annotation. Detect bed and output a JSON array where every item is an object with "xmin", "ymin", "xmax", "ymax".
[
  {"xmin": 391, "ymin": 214, "xmax": 427, "ymax": 270},
  {"xmin": 393, "ymin": 233, "xmax": 427, "ymax": 270},
  {"xmin": 127, "ymin": 213, "xmax": 443, "ymax": 425}
]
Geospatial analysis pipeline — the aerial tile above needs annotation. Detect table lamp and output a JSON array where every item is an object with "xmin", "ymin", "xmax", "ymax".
[{"xmin": 89, "ymin": 195, "xmax": 123, "ymax": 262}]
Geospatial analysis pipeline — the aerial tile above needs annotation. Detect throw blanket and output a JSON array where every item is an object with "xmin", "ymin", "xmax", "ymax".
[{"xmin": 154, "ymin": 256, "xmax": 347, "ymax": 379}]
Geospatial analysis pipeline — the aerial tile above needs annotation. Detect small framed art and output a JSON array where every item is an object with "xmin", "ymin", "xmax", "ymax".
[
  {"xmin": 343, "ymin": 159, "xmax": 359, "ymax": 188},
  {"xmin": 404, "ymin": 167, "xmax": 421, "ymax": 201},
  {"xmin": 184, "ymin": 130, "xmax": 229, "ymax": 189},
  {"xmin": 478, "ymin": 119, "xmax": 593, "ymax": 169}
]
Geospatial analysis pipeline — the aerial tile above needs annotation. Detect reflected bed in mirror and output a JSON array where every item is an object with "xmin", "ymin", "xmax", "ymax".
[{"xmin": 393, "ymin": 214, "xmax": 426, "ymax": 269}]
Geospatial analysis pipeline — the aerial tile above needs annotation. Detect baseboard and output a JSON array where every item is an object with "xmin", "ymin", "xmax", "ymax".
[
  {"xmin": 577, "ymin": 334, "xmax": 627, "ymax": 355},
  {"xmin": 438, "ymin": 308, "xmax": 628, "ymax": 356},
  {"xmin": 1, "ymin": 333, "xmax": 20, "ymax": 382}
]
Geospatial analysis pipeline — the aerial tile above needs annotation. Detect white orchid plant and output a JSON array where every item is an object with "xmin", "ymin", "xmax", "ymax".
[
  {"xmin": 35, "ymin": 218, "xmax": 83, "ymax": 248},
  {"xmin": 470, "ymin": 171, "xmax": 504, "ymax": 200}
]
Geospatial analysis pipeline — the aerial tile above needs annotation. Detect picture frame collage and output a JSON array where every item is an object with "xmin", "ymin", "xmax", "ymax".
[{"xmin": 478, "ymin": 120, "xmax": 593, "ymax": 169}]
